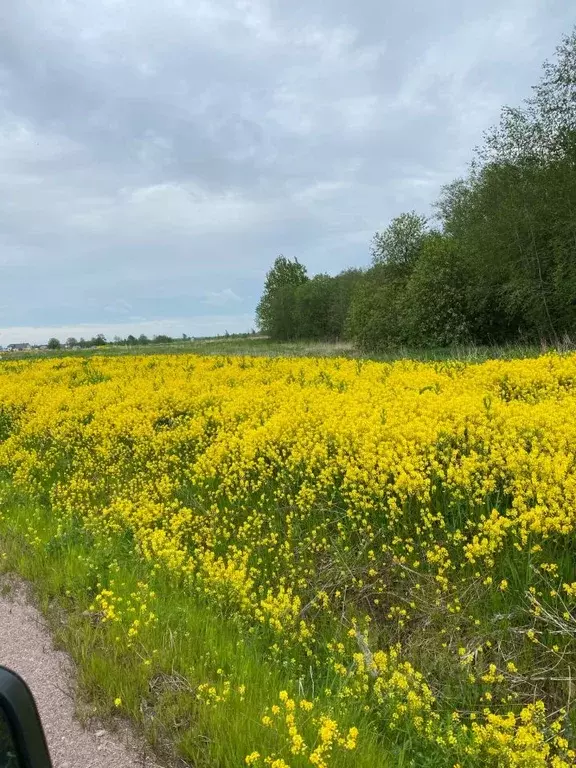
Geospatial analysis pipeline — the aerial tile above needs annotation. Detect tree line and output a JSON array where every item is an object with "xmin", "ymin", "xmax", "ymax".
[
  {"xmin": 43, "ymin": 330, "xmax": 260, "ymax": 350},
  {"xmin": 46, "ymin": 333, "xmax": 192, "ymax": 350},
  {"xmin": 256, "ymin": 29, "xmax": 576, "ymax": 351}
]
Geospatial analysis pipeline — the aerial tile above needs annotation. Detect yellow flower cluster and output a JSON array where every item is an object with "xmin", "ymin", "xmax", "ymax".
[
  {"xmin": 88, "ymin": 579, "xmax": 158, "ymax": 645},
  {"xmin": 256, "ymin": 691, "xmax": 358, "ymax": 768},
  {"xmin": 1, "ymin": 353, "xmax": 575, "ymax": 766}
]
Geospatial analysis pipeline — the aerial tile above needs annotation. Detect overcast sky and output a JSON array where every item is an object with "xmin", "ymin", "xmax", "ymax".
[{"xmin": 0, "ymin": 0, "xmax": 574, "ymax": 345}]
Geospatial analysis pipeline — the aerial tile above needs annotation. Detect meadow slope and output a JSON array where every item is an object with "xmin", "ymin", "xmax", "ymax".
[{"xmin": 0, "ymin": 353, "xmax": 575, "ymax": 767}]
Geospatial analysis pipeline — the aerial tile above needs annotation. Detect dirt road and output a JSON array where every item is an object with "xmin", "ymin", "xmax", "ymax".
[{"xmin": 0, "ymin": 577, "xmax": 163, "ymax": 768}]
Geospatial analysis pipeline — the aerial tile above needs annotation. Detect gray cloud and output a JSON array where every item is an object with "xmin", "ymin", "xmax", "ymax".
[{"xmin": 0, "ymin": 0, "xmax": 574, "ymax": 344}]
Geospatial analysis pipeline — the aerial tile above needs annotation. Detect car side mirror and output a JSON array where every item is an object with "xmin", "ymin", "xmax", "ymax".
[{"xmin": 0, "ymin": 666, "xmax": 52, "ymax": 767}]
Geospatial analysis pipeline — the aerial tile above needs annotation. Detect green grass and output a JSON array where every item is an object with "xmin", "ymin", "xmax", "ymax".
[
  {"xmin": 0, "ymin": 483, "xmax": 396, "ymax": 768},
  {"xmin": 0, "ymin": 334, "xmax": 555, "ymax": 364},
  {"xmin": 2, "ymin": 476, "xmax": 573, "ymax": 767}
]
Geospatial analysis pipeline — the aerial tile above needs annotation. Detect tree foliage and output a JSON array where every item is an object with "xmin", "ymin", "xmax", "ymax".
[
  {"xmin": 403, "ymin": 232, "xmax": 471, "ymax": 346},
  {"xmin": 256, "ymin": 27, "xmax": 576, "ymax": 351},
  {"xmin": 370, "ymin": 211, "xmax": 428, "ymax": 269},
  {"xmin": 256, "ymin": 255, "xmax": 309, "ymax": 340}
]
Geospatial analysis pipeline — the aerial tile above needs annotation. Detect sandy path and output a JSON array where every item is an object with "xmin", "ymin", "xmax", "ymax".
[{"xmin": 0, "ymin": 577, "xmax": 165, "ymax": 768}]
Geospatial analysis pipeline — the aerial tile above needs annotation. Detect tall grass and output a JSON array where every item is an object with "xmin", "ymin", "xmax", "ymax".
[{"xmin": 0, "ymin": 335, "xmax": 556, "ymax": 364}]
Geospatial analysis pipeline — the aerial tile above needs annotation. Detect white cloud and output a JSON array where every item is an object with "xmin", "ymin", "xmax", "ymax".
[
  {"xmin": 0, "ymin": 113, "xmax": 80, "ymax": 166},
  {"xmin": 104, "ymin": 299, "xmax": 133, "ymax": 315},
  {"xmin": 61, "ymin": 182, "xmax": 285, "ymax": 241},
  {"xmin": 203, "ymin": 289, "xmax": 243, "ymax": 306},
  {"xmin": 391, "ymin": 0, "xmax": 540, "ymax": 116},
  {"xmin": 292, "ymin": 180, "xmax": 351, "ymax": 205}
]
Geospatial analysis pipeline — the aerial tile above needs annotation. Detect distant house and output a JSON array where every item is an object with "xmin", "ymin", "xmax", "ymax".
[{"xmin": 7, "ymin": 343, "xmax": 30, "ymax": 352}]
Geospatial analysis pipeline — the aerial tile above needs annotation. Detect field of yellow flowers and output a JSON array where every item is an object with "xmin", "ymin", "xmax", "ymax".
[{"xmin": 0, "ymin": 353, "xmax": 575, "ymax": 767}]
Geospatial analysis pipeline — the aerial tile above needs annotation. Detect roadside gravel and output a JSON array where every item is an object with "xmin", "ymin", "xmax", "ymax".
[{"xmin": 0, "ymin": 576, "xmax": 165, "ymax": 768}]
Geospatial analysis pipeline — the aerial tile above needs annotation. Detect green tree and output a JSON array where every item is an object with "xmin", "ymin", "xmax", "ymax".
[
  {"xmin": 294, "ymin": 274, "xmax": 336, "ymax": 340},
  {"xmin": 371, "ymin": 212, "xmax": 428, "ymax": 269},
  {"xmin": 438, "ymin": 138, "xmax": 576, "ymax": 342},
  {"xmin": 329, "ymin": 269, "xmax": 363, "ymax": 340},
  {"xmin": 404, "ymin": 232, "xmax": 471, "ymax": 346},
  {"xmin": 347, "ymin": 213, "xmax": 428, "ymax": 350},
  {"xmin": 256, "ymin": 256, "xmax": 308, "ymax": 340},
  {"xmin": 442, "ymin": 27, "xmax": 576, "ymax": 344},
  {"xmin": 65, "ymin": 337, "xmax": 78, "ymax": 348},
  {"xmin": 436, "ymin": 166, "xmax": 530, "ymax": 343},
  {"xmin": 479, "ymin": 28, "xmax": 576, "ymax": 166},
  {"xmin": 47, "ymin": 337, "xmax": 61, "ymax": 350},
  {"xmin": 346, "ymin": 263, "xmax": 410, "ymax": 350}
]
